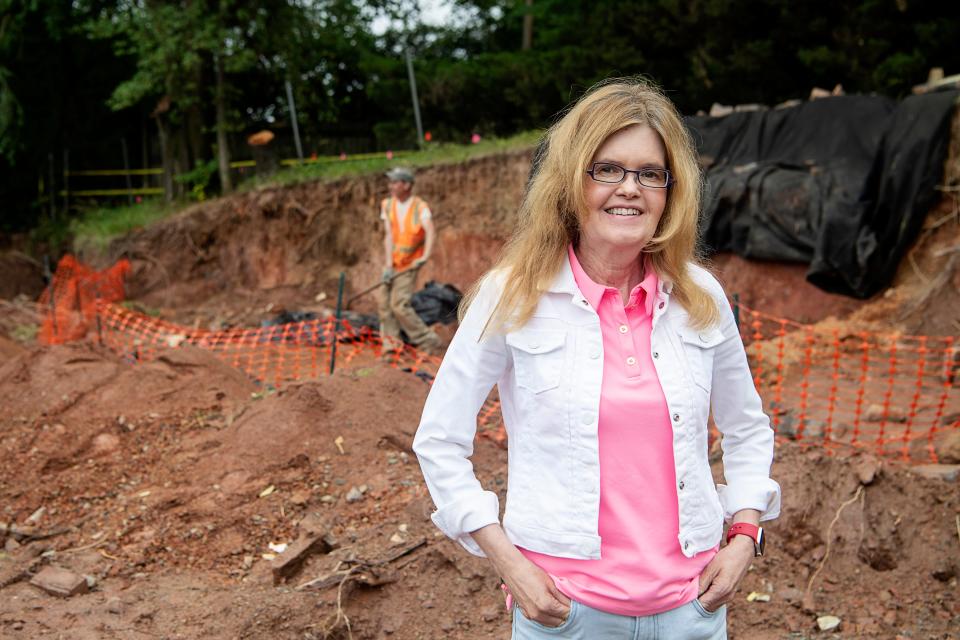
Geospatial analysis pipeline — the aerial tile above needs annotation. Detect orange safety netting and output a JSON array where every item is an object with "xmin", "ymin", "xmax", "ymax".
[
  {"xmin": 38, "ymin": 255, "xmax": 130, "ymax": 345},
  {"xmin": 36, "ymin": 257, "xmax": 959, "ymax": 463},
  {"xmin": 737, "ymin": 306, "xmax": 958, "ymax": 462}
]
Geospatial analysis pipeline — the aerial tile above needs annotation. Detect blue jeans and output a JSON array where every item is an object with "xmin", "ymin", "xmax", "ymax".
[{"xmin": 512, "ymin": 598, "xmax": 726, "ymax": 640}]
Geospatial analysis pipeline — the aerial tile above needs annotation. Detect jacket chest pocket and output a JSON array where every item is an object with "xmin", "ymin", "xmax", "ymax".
[
  {"xmin": 506, "ymin": 330, "xmax": 566, "ymax": 394},
  {"xmin": 677, "ymin": 326, "xmax": 725, "ymax": 393}
]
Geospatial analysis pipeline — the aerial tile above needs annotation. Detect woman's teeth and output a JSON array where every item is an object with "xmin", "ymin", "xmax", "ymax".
[{"xmin": 606, "ymin": 207, "xmax": 642, "ymax": 216}]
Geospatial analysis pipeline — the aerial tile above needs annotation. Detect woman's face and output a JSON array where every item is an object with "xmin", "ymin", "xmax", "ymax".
[{"xmin": 580, "ymin": 124, "xmax": 668, "ymax": 258}]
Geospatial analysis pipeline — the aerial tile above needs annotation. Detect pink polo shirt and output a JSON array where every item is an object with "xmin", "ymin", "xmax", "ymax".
[{"xmin": 518, "ymin": 246, "xmax": 716, "ymax": 616}]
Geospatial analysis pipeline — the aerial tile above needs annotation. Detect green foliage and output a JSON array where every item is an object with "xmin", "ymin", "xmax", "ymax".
[
  {"xmin": 243, "ymin": 130, "xmax": 542, "ymax": 190},
  {"xmin": 4, "ymin": 0, "xmax": 960, "ymax": 235},
  {"xmin": 70, "ymin": 199, "xmax": 176, "ymax": 254},
  {"xmin": 175, "ymin": 159, "xmax": 218, "ymax": 201}
]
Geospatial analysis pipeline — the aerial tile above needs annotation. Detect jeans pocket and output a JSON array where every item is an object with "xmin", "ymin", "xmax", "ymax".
[
  {"xmin": 515, "ymin": 600, "xmax": 578, "ymax": 633},
  {"xmin": 693, "ymin": 598, "xmax": 723, "ymax": 618}
]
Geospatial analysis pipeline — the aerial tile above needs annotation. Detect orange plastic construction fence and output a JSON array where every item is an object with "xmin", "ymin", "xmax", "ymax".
[
  {"xmin": 36, "ymin": 256, "xmax": 960, "ymax": 463},
  {"xmin": 38, "ymin": 255, "xmax": 130, "ymax": 345},
  {"xmin": 736, "ymin": 305, "xmax": 958, "ymax": 462}
]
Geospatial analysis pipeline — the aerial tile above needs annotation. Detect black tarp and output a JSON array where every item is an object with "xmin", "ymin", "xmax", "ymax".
[
  {"xmin": 263, "ymin": 280, "xmax": 462, "ymax": 345},
  {"xmin": 687, "ymin": 90, "xmax": 959, "ymax": 298}
]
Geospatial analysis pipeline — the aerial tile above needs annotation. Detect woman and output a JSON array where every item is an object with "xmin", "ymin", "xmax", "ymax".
[{"xmin": 413, "ymin": 78, "xmax": 780, "ymax": 639}]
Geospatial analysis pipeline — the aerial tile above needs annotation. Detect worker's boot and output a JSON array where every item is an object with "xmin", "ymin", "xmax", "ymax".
[
  {"xmin": 380, "ymin": 336, "xmax": 405, "ymax": 361},
  {"xmin": 417, "ymin": 331, "xmax": 444, "ymax": 356}
]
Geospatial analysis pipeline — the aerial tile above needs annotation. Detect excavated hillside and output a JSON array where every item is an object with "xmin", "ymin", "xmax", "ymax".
[{"xmin": 1, "ymin": 133, "xmax": 959, "ymax": 640}]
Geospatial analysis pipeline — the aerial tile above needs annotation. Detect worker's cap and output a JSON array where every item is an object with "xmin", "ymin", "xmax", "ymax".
[{"xmin": 385, "ymin": 167, "xmax": 415, "ymax": 183}]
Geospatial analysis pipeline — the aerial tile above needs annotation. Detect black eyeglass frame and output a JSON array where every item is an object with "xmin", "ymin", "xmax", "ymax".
[{"xmin": 585, "ymin": 162, "xmax": 675, "ymax": 188}]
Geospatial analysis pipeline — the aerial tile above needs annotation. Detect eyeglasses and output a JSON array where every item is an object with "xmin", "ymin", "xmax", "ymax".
[{"xmin": 585, "ymin": 162, "xmax": 674, "ymax": 188}]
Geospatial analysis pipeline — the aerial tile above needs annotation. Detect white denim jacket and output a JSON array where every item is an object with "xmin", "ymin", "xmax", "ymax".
[{"xmin": 413, "ymin": 256, "xmax": 781, "ymax": 560}]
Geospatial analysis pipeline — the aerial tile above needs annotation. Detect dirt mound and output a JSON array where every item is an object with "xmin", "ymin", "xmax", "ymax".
[
  {"xmin": 0, "ymin": 343, "xmax": 957, "ymax": 638},
  {"xmin": 0, "ymin": 252, "xmax": 45, "ymax": 300},
  {"xmin": 0, "ymin": 351, "xmax": 513, "ymax": 638}
]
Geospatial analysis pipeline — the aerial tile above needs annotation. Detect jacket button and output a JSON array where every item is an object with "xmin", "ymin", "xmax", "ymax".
[
  {"xmin": 653, "ymin": 351, "xmax": 659, "ymax": 359},
  {"xmin": 590, "ymin": 348, "xmax": 601, "ymax": 359},
  {"xmin": 672, "ymin": 413, "xmax": 680, "ymax": 422},
  {"xmin": 658, "ymin": 302, "xmax": 665, "ymax": 310},
  {"xmin": 684, "ymin": 541, "xmax": 690, "ymax": 550},
  {"xmin": 678, "ymin": 480, "xmax": 685, "ymax": 490},
  {"xmin": 618, "ymin": 325, "xmax": 628, "ymax": 334},
  {"xmin": 626, "ymin": 356, "xmax": 636, "ymax": 366},
  {"xmin": 699, "ymin": 333, "xmax": 709, "ymax": 342}
]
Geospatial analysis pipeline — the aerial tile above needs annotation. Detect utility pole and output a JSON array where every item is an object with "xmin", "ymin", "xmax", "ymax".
[
  {"xmin": 405, "ymin": 47, "xmax": 424, "ymax": 148},
  {"xmin": 522, "ymin": 0, "xmax": 534, "ymax": 50},
  {"xmin": 285, "ymin": 80, "xmax": 304, "ymax": 162}
]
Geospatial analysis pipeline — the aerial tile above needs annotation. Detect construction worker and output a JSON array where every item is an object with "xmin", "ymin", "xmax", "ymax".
[{"xmin": 378, "ymin": 167, "xmax": 443, "ymax": 355}]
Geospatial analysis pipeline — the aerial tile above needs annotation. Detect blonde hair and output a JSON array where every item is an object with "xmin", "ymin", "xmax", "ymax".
[{"xmin": 469, "ymin": 76, "xmax": 719, "ymax": 333}]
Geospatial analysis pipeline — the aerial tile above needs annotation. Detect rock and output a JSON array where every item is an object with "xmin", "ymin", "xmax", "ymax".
[
  {"xmin": 106, "ymin": 597, "xmax": 124, "ymax": 614},
  {"xmin": 289, "ymin": 489, "xmax": 310, "ymax": 505},
  {"xmin": 345, "ymin": 487, "xmax": 364, "ymax": 503},
  {"xmin": 865, "ymin": 404, "xmax": 906, "ymax": 423},
  {"xmin": 935, "ymin": 428, "xmax": 960, "ymax": 464},
  {"xmin": 746, "ymin": 591, "xmax": 771, "ymax": 602},
  {"xmin": 853, "ymin": 455, "xmax": 880, "ymax": 485},
  {"xmin": 29, "ymin": 565, "xmax": 89, "ymax": 598},
  {"xmin": 270, "ymin": 532, "xmax": 334, "ymax": 584},
  {"xmin": 25, "ymin": 507, "xmax": 45, "ymax": 524},
  {"xmin": 481, "ymin": 607, "xmax": 501, "ymax": 622},
  {"xmin": 91, "ymin": 433, "xmax": 120, "ymax": 455},
  {"xmin": 911, "ymin": 464, "xmax": 960, "ymax": 482},
  {"xmin": 816, "ymin": 615, "xmax": 841, "ymax": 631},
  {"xmin": 932, "ymin": 563, "xmax": 956, "ymax": 582},
  {"xmin": 779, "ymin": 587, "xmax": 804, "ymax": 604}
]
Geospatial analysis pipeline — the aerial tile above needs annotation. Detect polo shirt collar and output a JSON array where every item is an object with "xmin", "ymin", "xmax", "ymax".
[{"xmin": 556, "ymin": 245, "xmax": 662, "ymax": 316}]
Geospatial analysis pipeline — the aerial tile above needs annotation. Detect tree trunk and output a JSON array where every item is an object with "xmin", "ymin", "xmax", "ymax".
[
  {"xmin": 155, "ymin": 116, "xmax": 174, "ymax": 203},
  {"xmin": 215, "ymin": 54, "xmax": 232, "ymax": 193},
  {"xmin": 522, "ymin": 0, "xmax": 534, "ymax": 50}
]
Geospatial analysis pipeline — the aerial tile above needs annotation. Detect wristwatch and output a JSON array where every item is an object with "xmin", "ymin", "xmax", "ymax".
[{"xmin": 726, "ymin": 523, "xmax": 765, "ymax": 557}]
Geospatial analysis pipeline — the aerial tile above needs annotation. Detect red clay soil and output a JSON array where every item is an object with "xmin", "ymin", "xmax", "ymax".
[
  {"xmin": 0, "ymin": 341, "xmax": 957, "ymax": 639},
  {"xmin": 1, "ymin": 143, "xmax": 959, "ymax": 639}
]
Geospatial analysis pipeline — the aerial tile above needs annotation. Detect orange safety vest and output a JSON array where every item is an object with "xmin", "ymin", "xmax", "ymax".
[{"xmin": 385, "ymin": 196, "xmax": 427, "ymax": 269}]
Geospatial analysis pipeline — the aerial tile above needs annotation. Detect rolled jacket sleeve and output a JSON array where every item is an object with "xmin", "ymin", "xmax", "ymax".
[
  {"xmin": 707, "ymin": 281, "xmax": 782, "ymax": 523},
  {"xmin": 413, "ymin": 274, "xmax": 509, "ymax": 556}
]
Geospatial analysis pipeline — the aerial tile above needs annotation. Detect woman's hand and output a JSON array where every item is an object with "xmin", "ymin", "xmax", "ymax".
[
  {"xmin": 471, "ymin": 524, "xmax": 571, "ymax": 627},
  {"xmin": 500, "ymin": 555, "xmax": 571, "ymax": 627},
  {"xmin": 697, "ymin": 533, "xmax": 755, "ymax": 612}
]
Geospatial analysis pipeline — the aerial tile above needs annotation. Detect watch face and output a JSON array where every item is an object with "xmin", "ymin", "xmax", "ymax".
[{"xmin": 756, "ymin": 527, "xmax": 765, "ymax": 557}]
